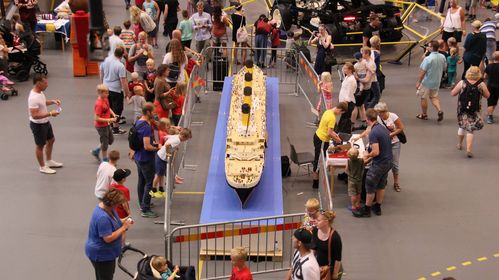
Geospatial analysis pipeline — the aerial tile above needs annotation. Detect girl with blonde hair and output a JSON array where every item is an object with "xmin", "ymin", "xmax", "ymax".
[{"xmin": 451, "ymin": 66, "xmax": 490, "ymax": 157}]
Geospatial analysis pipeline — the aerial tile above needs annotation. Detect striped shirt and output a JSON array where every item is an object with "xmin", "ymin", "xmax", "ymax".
[
  {"xmin": 120, "ymin": 29, "xmax": 136, "ymax": 49},
  {"xmin": 480, "ymin": 20, "xmax": 497, "ymax": 40}
]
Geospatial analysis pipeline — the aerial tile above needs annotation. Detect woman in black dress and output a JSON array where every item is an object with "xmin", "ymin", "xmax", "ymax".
[
  {"xmin": 312, "ymin": 210, "xmax": 342, "ymax": 280},
  {"xmin": 231, "ymin": 5, "xmax": 247, "ymax": 64},
  {"xmin": 308, "ymin": 24, "xmax": 333, "ymax": 76}
]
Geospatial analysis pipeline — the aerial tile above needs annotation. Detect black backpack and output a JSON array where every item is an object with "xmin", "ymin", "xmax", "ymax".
[
  {"xmin": 459, "ymin": 79, "xmax": 482, "ymax": 114},
  {"xmin": 128, "ymin": 121, "xmax": 148, "ymax": 151}
]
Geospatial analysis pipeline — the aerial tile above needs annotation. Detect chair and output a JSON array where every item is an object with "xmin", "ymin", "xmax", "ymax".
[{"xmin": 287, "ymin": 137, "xmax": 315, "ymax": 176}]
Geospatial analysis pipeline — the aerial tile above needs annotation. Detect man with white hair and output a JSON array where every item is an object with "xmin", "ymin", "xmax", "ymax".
[{"xmin": 480, "ymin": 13, "xmax": 499, "ymax": 63}]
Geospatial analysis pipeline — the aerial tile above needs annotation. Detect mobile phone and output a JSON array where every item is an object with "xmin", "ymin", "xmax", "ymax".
[{"xmin": 56, "ymin": 107, "xmax": 62, "ymax": 113}]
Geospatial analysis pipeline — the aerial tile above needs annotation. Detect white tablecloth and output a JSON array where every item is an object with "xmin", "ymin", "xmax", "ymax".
[{"xmin": 326, "ymin": 134, "xmax": 365, "ymax": 167}]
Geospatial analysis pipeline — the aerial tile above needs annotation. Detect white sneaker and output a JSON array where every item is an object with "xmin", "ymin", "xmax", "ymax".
[
  {"xmin": 46, "ymin": 160, "xmax": 63, "ymax": 168},
  {"xmin": 40, "ymin": 166, "xmax": 56, "ymax": 174}
]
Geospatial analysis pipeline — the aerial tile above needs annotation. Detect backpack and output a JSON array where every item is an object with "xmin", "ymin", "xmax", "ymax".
[
  {"xmin": 140, "ymin": 12, "xmax": 157, "ymax": 33},
  {"xmin": 459, "ymin": 79, "xmax": 482, "ymax": 114},
  {"xmin": 128, "ymin": 121, "xmax": 148, "ymax": 151}
]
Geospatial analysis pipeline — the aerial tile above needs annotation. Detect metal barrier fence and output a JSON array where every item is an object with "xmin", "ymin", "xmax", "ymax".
[
  {"xmin": 168, "ymin": 213, "xmax": 305, "ymax": 280},
  {"xmin": 200, "ymin": 46, "xmax": 299, "ymax": 94}
]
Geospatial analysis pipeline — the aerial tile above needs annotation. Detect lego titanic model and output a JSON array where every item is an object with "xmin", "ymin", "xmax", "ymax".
[{"xmin": 225, "ymin": 61, "xmax": 267, "ymax": 205}]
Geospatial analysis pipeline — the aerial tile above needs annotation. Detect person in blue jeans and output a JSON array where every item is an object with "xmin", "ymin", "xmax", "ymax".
[
  {"xmin": 254, "ymin": 14, "xmax": 271, "ymax": 68},
  {"xmin": 133, "ymin": 102, "xmax": 161, "ymax": 218},
  {"xmin": 85, "ymin": 188, "xmax": 133, "ymax": 280}
]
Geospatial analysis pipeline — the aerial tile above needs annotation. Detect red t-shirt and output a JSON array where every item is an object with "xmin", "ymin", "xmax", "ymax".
[
  {"xmin": 158, "ymin": 130, "xmax": 169, "ymax": 145},
  {"xmin": 230, "ymin": 266, "xmax": 253, "ymax": 280},
  {"xmin": 111, "ymin": 183, "xmax": 130, "ymax": 219},
  {"xmin": 94, "ymin": 97, "xmax": 111, "ymax": 128},
  {"xmin": 172, "ymin": 95, "xmax": 185, "ymax": 116},
  {"xmin": 271, "ymin": 28, "xmax": 280, "ymax": 47}
]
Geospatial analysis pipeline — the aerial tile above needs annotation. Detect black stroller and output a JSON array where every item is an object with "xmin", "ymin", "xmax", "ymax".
[
  {"xmin": 119, "ymin": 245, "xmax": 196, "ymax": 280},
  {"xmin": 7, "ymin": 32, "xmax": 48, "ymax": 81}
]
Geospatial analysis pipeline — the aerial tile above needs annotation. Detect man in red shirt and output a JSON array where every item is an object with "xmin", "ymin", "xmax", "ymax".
[
  {"xmin": 91, "ymin": 84, "xmax": 118, "ymax": 162},
  {"xmin": 111, "ymin": 168, "xmax": 132, "ymax": 220},
  {"xmin": 230, "ymin": 247, "xmax": 253, "ymax": 280}
]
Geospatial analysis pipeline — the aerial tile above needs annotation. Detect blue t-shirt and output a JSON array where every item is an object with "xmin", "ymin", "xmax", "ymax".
[
  {"xmin": 420, "ymin": 51, "xmax": 446, "ymax": 90},
  {"xmin": 133, "ymin": 120, "xmax": 155, "ymax": 162},
  {"xmin": 85, "ymin": 206, "xmax": 123, "ymax": 262},
  {"xmin": 368, "ymin": 123, "xmax": 393, "ymax": 165},
  {"xmin": 99, "ymin": 56, "xmax": 126, "ymax": 93}
]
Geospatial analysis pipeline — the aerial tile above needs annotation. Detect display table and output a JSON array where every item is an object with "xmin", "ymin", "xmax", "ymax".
[
  {"xmin": 326, "ymin": 134, "xmax": 365, "ymax": 194},
  {"xmin": 35, "ymin": 19, "xmax": 71, "ymax": 51}
]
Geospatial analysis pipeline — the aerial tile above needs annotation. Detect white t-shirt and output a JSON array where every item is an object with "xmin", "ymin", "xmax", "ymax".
[
  {"xmin": 339, "ymin": 75, "xmax": 357, "ymax": 103},
  {"xmin": 157, "ymin": 134, "xmax": 181, "ymax": 160},
  {"xmin": 377, "ymin": 112, "xmax": 400, "ymax": 144},
  {"xmin": 108, "ymin": 35, "xmax": 125, "ymax": 57},
  {"xmin": 28, "ymin": 90, "xmax": 49, "ymax": 124},
  {"xmin": 94, "ymin": 162, "xmax": 117, "ymax": 198},
  {"xmin": 162, "ymin": 52, "xmax": 187, "ymax": 83},
  {"xmin": 291, "ymin": 250, "xmax": 320, "ymax": 280}
]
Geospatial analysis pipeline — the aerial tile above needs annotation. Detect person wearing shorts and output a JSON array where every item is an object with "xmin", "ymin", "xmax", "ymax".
[
  {"xmin": 416, "ymin": 40, "xmax": 446, "ymax": 121},
  {"xmin": 91, "ymin": 84, "xmax": 117, "ymax": 162},
  {"xmin": 346, "ymin": 148, "xmax": 364, "ymax": 213},
  {"xmin": 353, "ymin": 109, "xmax": 392, "ymax": 218},
  {"xmin": 28, "ymin": 74, "xmax": 63, "ymax": 174}
]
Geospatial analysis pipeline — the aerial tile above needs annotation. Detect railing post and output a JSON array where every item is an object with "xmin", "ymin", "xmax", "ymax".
[{"xmin": 164, "ymin": 154, "xmax": 174, "ymax": 260}]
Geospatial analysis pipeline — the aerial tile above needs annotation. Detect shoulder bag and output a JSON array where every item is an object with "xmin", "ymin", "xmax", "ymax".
[
  {"xmin": 140, "ymin": 12, "xmax": 157, "ymax": 33},
  {"xmin": 236, "ymin": 16, "xmax": 249, "ymax": 43},
  {"xmin": 380, "ymin": 116, "xmax": 407, "ymax": 144},
  {"xmin": 324, "ymin": 38, "xmax": 337, "ymax": 66}
]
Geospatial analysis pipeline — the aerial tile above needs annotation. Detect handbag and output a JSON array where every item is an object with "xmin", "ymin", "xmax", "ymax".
[
  {"xmin": 380, "ymin": 117, "xmax": 407, "ymax": 144},
  {"xmin": 236, "ymin": 16, "xmax": 249, "ymax": 43}
]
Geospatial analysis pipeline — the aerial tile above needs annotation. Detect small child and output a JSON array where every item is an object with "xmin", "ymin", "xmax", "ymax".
[
  {"xmin": 346, "ymin": 147, "xmax": 364, "ymax": 212},
  {"xmin": 302, "ymin": 198, "xmax": 320, "ymax": 230},
  {"xmin": 120, "ymin": 20, "xmax": 136, "ymax": 52},
  {"xmin": 230, "ymin": 247, "xmax": 253, "ymax": 280},
  {"xmin": 94, "ymin": 150, "xmax": 120, "ymax": 199},
  {"xmin": 171, "ymin": 82, "xmax": 186, "ymax": 126},
  {"xmin": 353, "ymin": 52, "xmax": 367, "ymax": 92},
  {"xmin": 92, "ymin": 84, "xmax": 118, "ymax": 162},
  {"xmin": 111, "ymin": 168, "xmax": 132, "ymax": 220},
  {"xmin": 152, "ymin": 128, "xmax": 192, "ymax": 198},
  {"xmin": 126, "ymin": 86, "xmax": 146, "ymax": 121},
  {"xmin": 318, "ymin": 72, "xmax": 333, "ymax": 111},
  {"xmin": 151, "ymin": 256, "xmax": 180, "ymax": 280},
  {"xmin": 144, "ymin": 59, "xmax": 157, "ymax": 102},
  {"xmin": 446, "ymin": 37, "xmax": 458, "ymax": 55},
  {"xmin": 285, "ymin": 31, "xmax": 294, "ymax": 49},
  {"xmin": 151, "ymin": 118, "xmax": 174, "ymax": 196},
  {"xmin": 269, "ymin": 20, "xmax": 280, "ymax": 68},
  {"xmin": 178, "ymin": 10, "xmax": 193, "ymax": 49},
  {"xmin": 128, "ymin": 72, "xmax": 145, "ymax": 94},
  {"xmin": 446, "ymin": 47, "xmax": 460, "ymax": 88}
]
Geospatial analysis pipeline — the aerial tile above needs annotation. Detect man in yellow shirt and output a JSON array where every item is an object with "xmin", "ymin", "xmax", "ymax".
[{"xmin": 312, "ymin": 102, "xmax": 348, "ymax": 188}]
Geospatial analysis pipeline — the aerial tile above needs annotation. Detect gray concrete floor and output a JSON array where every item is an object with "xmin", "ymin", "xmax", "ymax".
[{"xmin": 0, "ymin": 0, "xmax": 498, "ymax": 279}]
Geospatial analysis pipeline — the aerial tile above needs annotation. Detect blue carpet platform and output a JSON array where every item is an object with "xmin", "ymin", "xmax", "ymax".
[{"xmin": 200, "ymin": 77, "xmax": 283, "ymax": 223}]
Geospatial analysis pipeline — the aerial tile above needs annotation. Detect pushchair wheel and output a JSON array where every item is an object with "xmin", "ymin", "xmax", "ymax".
[
  {"xmin": 12, "ymin": 89, "xmax": 18, "ymax": 96},
  {"xmin": 1, "ymin": 93, "xmax": 8, "ymax": 100},
  {"xmin": 33, "ymin": 61, "xmax": 48, "ymax": 75},
  {"xmin": 16, "ymin": 70, "xmax": 29, "ymax": 82}
]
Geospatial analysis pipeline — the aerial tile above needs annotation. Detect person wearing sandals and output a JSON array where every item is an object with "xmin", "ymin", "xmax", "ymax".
[
  {"xmin": 450, "ymin": 66, "xmax": 490, "ymax": 158},
  {"xmin": 416, "ymin": 40, "xmax": 446, "ymax": 122},
  {"xmin": 311, "ymin": 210, "xmax": 342, "ymax": 280},
  {"xmin": 374, "ymin": 102, "xmax": 405, "ymax": 192}
]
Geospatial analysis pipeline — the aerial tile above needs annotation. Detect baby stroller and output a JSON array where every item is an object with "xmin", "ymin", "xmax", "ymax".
[
  {"xmin": 7, "ymin": 32, "xmax": 48, "ymax": 81},
  {"xmin": 0, "ymin": 71, "xmax": 18, "ymax": 100},
  {"xmin": 119, "ymin": 245, "xmax": 196, "ymax": 280}
]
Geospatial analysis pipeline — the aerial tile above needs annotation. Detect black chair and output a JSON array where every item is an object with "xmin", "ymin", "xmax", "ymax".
[{"xmin": 287, "ymin": 137, "xmax": 314, "ymax": 176}]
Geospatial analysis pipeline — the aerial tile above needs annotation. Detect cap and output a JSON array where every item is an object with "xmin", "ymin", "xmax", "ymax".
[
  {"xmin": 293, "ymin": 228, "xmax": 314, "ymax": 249},
  {"xmin": 113, "ymin": 168, "xmax": 131, "ymax": 182},
  {"xmin": 235, "ymin": 4, "xmax": 243, "ymax": 10},
  {"xmin": 353, "ymin": 52, "xmax": 362, "ymax": 60}
]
